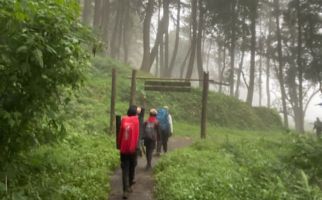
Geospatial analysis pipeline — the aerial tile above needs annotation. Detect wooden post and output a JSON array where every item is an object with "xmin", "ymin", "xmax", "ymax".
[
  {"xmin": 109, "ymin": 68, "xmax": 116, "ymax": 134},
  {"xmin": 201, "ymin": 72, "xmax": 209, "ymax": 139},
  {"xmin": 130, "ymin": 70, "xmax": 137, "ymax": 106}
]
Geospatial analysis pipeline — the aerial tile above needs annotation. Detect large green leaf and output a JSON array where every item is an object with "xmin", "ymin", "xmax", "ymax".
[{"xmin": 33, "ymin": 49, "xmax": 44, "ymax": 68}]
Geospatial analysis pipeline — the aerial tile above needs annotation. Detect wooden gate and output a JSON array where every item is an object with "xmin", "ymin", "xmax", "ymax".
[{"xmin": 110, "ymin": 69, "xmax": 229, "ymax": 139}]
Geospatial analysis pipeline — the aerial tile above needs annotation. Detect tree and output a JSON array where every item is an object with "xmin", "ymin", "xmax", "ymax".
[
  {"xmin": 141, "ymin": 0, "xmax": 155, "ymax": 71},
  {"xmin": 196, "ymin": 0, "xmax": 205, "ymax": 84},
  {"xmin": 246, "ymin": 0, "xmax": 259, "ymax": 105},
  {"xmin": 275, "ymin": 0, "xmax": 322, "ymax": 132},
  {"xmin": 274, "ymin": 0, "xmax": 289, "ymax": 128},
  {"xmin": 162, "ymin": 0, "xmax": 170, "ymax": 76},
  {"xmin": 0, "ymin": 0, "xmax": 91, "ymax": 162},
  {"xmin": 82, "ymin": 0, "xmax": 92, "ymax": 25},
  {"xmin": 169, "ymin": 0, "xmax": 181, "ymax": 77},
  {"xmin": 93, "ymin": 0, "xmax": 102, "ymax": 30},
  {"xmin": 185, "ymin": 0, "xmax": 198, "ymax": 79}
]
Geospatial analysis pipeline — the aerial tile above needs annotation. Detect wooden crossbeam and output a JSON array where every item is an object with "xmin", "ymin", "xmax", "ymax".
[
  {"xmin": 144, "ymin": 86, "xmax": 191, "ymax": 92},
  {"xmin": 144, "ymin": 80, "xmax": 191, "ymax": 92},
  {"xmin": 131, "ymin": 76, "xmax": 230, "ymax": 86},
  {"xmin": 145, "ymin": 81, "xmax": 191, "ymax": 87}
]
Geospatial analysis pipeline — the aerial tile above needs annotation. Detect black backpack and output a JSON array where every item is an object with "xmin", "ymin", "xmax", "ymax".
[{"xmin": 143, "ymin": 121, "xmax": 157, "ymax": 141}]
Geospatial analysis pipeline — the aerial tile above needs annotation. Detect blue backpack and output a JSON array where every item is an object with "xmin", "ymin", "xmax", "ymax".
[{"xmin": 157, "ymin": 108, "xmax": 170, "ymax": 132}]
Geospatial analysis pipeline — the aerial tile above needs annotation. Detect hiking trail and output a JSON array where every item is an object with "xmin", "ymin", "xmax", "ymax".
[{"xmin": 108, "ymin": 136, "xmax": 193, "ymax": 200}]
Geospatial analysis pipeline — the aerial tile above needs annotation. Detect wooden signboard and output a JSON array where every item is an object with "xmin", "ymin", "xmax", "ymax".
[{"xmin": 144, "ymin": 81, "xmax": 191, "ymax": 92}]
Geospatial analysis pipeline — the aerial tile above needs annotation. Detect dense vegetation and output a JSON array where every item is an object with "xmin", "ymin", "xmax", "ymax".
[
  {"xmin": 0, "ymin": 135, "xmax": 118, "ymax": 199},
  {"xmin": 0, "ymin": 1, "xmax": 119, "ymax": 199},
  {"xmin": 155, "ymin": 132, "xmax": 322, "ymax": 200},
  {"xmin": 0, "ymin": 0, "xmax": 90, "ymax": 161}
]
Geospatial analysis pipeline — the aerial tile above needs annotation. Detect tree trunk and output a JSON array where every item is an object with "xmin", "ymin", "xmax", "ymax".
[
  {"xmin": 229, "ymin": 0, "xmax": 237, "ymax": 96},
  {"xmin": 180, "ymin": 47, "xmax": 191, "ymax": 78},
  {"xmin": 110, "ymin": 1, "xmax": 123, "ymax": 58},
  {"xmin": 163, "ymin": 0, "xmax": 170, "ymax": 77},
  {"xmin": 235, "ymin": 48, "xmax": 245, "ymax": 98},
  {"xmin": 185, "ymin": 0, "xmax": 198, "ymax": 79},
  {"xmin": 160, "ymin": 36, "xmax": 165, "ymax": 76},
  {"xmin": 219, "ymin": 46, "xmax": 226, "ymax": 93},
  {"xmin": 140, "ymin": 0, "xmax": 154, "ymax": 71},
  {"xmin": 259, "ymin": 37, "xmax": 263, "ymax": 107},
  {"xmin": 296, "ymin": 0, "xmax": 304, "ymax": 133},
  {"xmin": 206, "ymin": 39, "xmax": 213, "ymax": 71},
  {"xmin": 156, "ymin": 46, "xmax": 159, "ymax": 76},
  {"xmin": 142, "ymin": 0, "xmax": 169, "ymax": 73},
  {"xmin": 266, "ymin": 16, "xmax": 271, "ymax": 108},
  {"xmin": 156, "ymin": 0, "xmax": 162, "ymax": 77},
  {"xmin": 123, "ymin": 0, "xmax": 131, "ymax": 63},
  {"xmin": 82, "ymin": 0, "xmax": 92, "ymax": 26},
  {"xmin": 169, "ymin": 0, "xmax": 181, "ymax": 77},
  {"xmin": 197, "ymin": 0, "xmax": 204, "ymax": 86},
  {"xmin": 266, "ymin": 56, "xmax": 271, "ymax": 108},
  {"xmin": 235, "ymin": 10, "xmax": 246, "ymax": 98},
  {"xmin": 117, "ymin": 9, "xmax": 125, "ymax": 59},
  {"xmin": 101, "ymin": 0, "xmax": 110, "ymax": 52},
  {"xmin": 217, "ymin": 45, "xmax": 222, "ymax": 92},
  {"xmin": 246, "ymin": 0, "xmax": 258, "ymax": 105},
  {"xmin": 149, "ymin": 18, "xmax": 167, "ymax": 72},
  {"xmin": 274, "ymin": 0, "xmax": 289, "ymax": 128},
  {"xmin": 93, "ymin": 0, "xmax": 102, "ymax": 30}
]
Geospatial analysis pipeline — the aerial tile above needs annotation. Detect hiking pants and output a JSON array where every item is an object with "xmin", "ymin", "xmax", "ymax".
[
  {"xmin": 144, "ymin": 138, "xmax": 156, "ymax": 167},
  {"xmin": 120, "ymin": 153, "xmax": 137, "ymax": 192},
  {"xmin": 157, "ymin": 129, "xmax": 169, "ymax": 153}
]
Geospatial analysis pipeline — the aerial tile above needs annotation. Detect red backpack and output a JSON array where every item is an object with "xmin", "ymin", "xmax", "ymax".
[{"xmin": 118, "ymin": 116, "xmax": 139, "ymax": 154}]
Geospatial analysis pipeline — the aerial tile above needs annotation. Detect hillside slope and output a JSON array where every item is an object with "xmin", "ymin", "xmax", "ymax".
[{"xmin": 79, "ymin": 56, "xmax": 283, "ymax": 133}]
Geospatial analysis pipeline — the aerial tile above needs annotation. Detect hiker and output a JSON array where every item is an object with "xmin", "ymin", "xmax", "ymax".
[
  {"xmin": 156, "ymin": 106, "xmax": 173, "ymax": 155},
  {"xmin": 143, "ymin": 108, "xmax": 159, "ymax": 169},
  {"xmin": 117, "ymin": 105, "xmax": 140, "ymax": 199},
  {"xmin": 313, "ymin": 117, "xmax": 322, "ymax": 137}
]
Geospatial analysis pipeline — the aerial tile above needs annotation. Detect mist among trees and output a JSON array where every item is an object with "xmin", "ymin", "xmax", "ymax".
[{"xmin": 83, "ymin": 0, "xmax": 322, "ymax": 133}]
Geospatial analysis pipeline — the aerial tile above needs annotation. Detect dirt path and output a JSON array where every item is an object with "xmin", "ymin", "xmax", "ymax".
[{"xmin": 108, "ymin": 136, "xmax": 193, "ymax": 200}]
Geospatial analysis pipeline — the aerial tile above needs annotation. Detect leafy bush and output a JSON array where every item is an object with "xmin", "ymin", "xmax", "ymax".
[
  {"xmin": 286, "ymin": 135, "xmax": 322, "ymax": 186},
  {"xmin": 0, "ymin": 134, "xmax": 118, "ymax": 199},
  {"xmin": 154, "ymin": 135, "xmax": 322, "ymax": 200},
  {"xmin": 253, "ymin": 107, "xmax": 283, "ymax": 130},
  {"xmin": 0, "ymin": 0, "xmax": 91, "ymax": 161}
]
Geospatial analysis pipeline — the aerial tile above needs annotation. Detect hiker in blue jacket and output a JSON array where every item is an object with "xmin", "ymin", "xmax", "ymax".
[{"xmin": 156, "ymin": 106, "xmax": 173, "ymax": 155}]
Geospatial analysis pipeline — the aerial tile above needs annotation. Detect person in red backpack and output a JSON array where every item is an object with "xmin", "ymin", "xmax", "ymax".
[
  {"xmin": 117, "ymin": 105, "xmax": 140, "ymax": 199},
  {"xmin": 143, "ymin": 108, "xmax": 159, "ymax": 170}
]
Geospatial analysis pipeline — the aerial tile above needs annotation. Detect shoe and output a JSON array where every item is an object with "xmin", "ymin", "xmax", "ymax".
[
  {"xmin": 145, "ymin": 164, "xmax": 151, "ymax": 170},
  {"xmin": 130, "ymin": 180, "xmax": 136, "ymax": 185},
  {"xmin": 122, "ymin": 191, "xmax": 128, "ymax": 199},
  {"xmin": 128, "ymin": 186, "xmax": 133, "ymax": 193}
]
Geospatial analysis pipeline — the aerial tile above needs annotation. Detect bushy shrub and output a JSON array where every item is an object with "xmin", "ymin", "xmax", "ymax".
[
  {"xmin": 253, "ymin": 107, "xmax": 283, "ymax": 130},
  {"xmin": 0, "ymin": 134, "xmax": 118, "ymax": 199},
  {"xmin": 0, "ymin": 0, "xmax": 91, "ymax": 161},
  {"xmin": 154, "ymin": 136, "xmax": 322, "ymax": 200}
]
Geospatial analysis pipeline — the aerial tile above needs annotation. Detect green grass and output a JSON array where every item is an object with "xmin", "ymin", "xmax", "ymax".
[
  {"xmin": 155, "ymin": 128, "xmax": 322, "ymax": 200},
  {"xmin": 88, "ymin": 56, "xmax": 283, "ymax": 132},
  {"xmin": 0, "ymin": 134, "xmax": 119, "ymax": 200}
]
